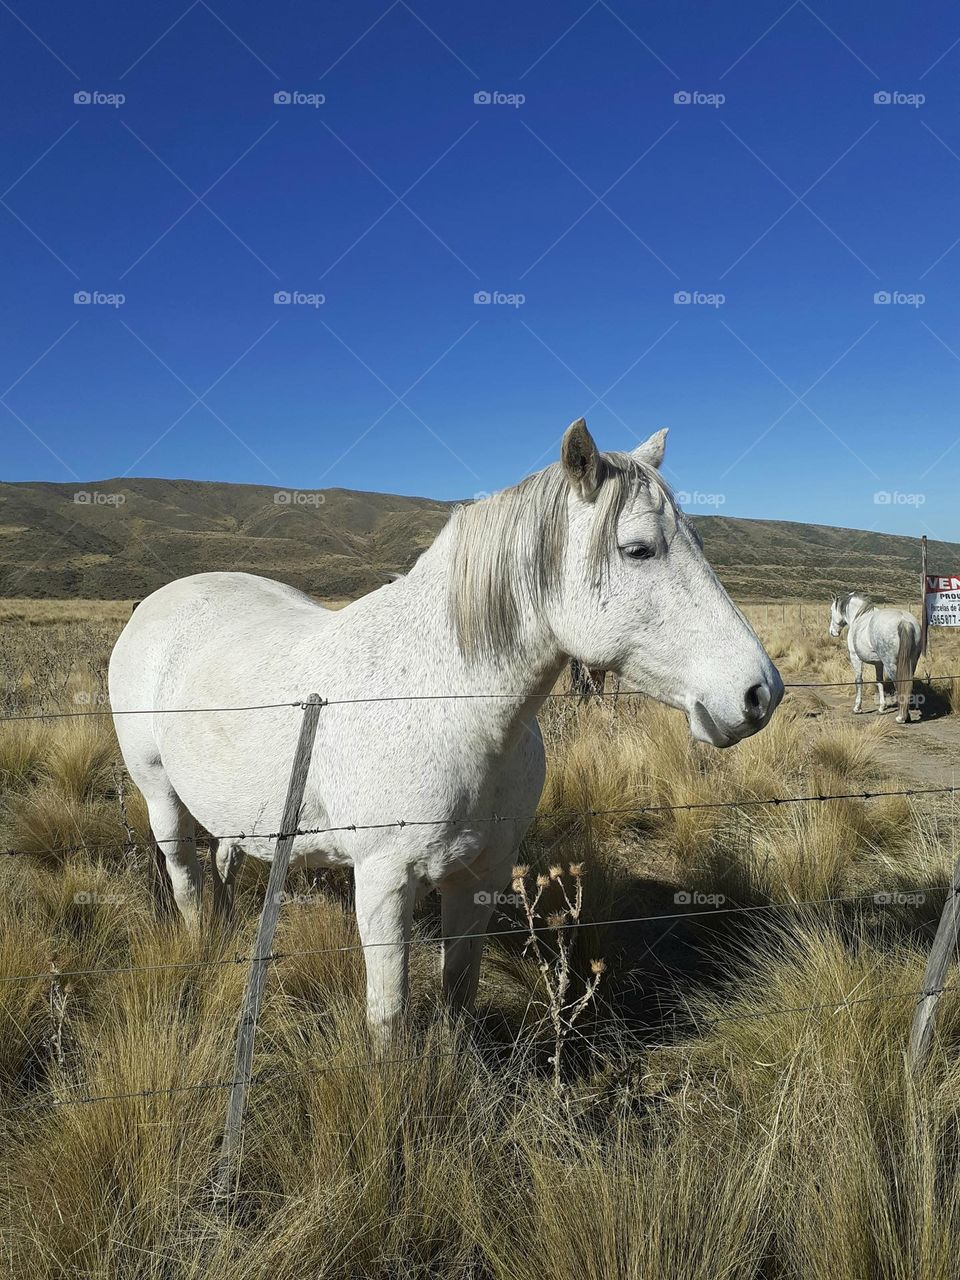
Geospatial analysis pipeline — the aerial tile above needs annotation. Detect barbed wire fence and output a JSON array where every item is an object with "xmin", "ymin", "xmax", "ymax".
[
  {"xmin": 1, "ymin": 670, "xmax": 960, "ymax": 723},
  {"xmin": 0, "ymin": 676, "xmax": 958, "ymax": 1204}
]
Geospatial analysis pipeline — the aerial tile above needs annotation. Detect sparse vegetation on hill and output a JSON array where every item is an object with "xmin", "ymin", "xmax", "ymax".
[{"xmin": 0, "ymin": 476, "xmax": 952, "ymax": 602}]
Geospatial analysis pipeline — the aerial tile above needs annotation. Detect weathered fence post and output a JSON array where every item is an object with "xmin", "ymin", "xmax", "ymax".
[
  {"xmin": 909, "ymin": 851, "xmax": 960, "ymax": 1072},
  {"xmin": 213, "ymin": 693, "xmax": 324, "ymax": 1205}
]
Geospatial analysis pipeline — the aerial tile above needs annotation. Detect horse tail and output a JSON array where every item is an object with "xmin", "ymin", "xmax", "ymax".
[{"xmin": 896, "ymin": 620, "xmax": 915, "ymax": 723}]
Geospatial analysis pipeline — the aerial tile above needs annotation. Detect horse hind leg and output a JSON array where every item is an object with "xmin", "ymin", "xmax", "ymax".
[
  {"xmin": 210, "ymin": 842, "xmax": 246, "ymax": 926},
  {"xmin": 874, "ymin": 663, "xmax": 887, "ymax": 709},
  {"xmin": 143, "ymin": 779, "xmax": 202, "ymax": 926},
  {"xmin": 439, "ymin": 874, "xmax": 501, "ymax": 1017}
]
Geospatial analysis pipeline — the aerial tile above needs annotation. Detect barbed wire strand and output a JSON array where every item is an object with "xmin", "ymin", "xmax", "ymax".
[
  {"xmin": 2, "ymin": 781, "xmax": 956, "ymax": 863},
  {"xmin": 0, "ymin": 887, "xmax": 929, "ymax": 987},
  {"xmin": 0, "ymin": 671, "xmax": 958, "ymax": 722}
]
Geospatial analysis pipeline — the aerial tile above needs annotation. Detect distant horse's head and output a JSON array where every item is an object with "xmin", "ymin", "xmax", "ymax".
[
  {"xmin": 829, "ymin": 593, "xmax": 847, "ymax": 636},
  {"xmin": 830, "ymin": 591, "xmax": 871, "ymax": 636},
  {"xmin": 451, "ymin": 418, "xmax": 783, "ymax": 747}
]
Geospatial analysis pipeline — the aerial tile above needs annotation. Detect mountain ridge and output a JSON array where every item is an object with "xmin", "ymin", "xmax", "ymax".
[{"xmin": 0, "ymin": 476, "xmax": 951, "ymax": 604}]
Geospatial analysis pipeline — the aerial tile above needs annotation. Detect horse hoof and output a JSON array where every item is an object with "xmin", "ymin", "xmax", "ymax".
[{"xmin": 895, "ymin": 715, "xmax": 906, "ymax": 724}]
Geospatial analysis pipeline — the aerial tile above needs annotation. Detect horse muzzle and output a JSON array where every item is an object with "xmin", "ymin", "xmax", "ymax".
[{"xmin": 687, "ymin": 669, "xmax": 784, "ymax": 748}]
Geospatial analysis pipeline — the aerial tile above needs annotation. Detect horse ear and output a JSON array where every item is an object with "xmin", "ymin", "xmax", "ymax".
[
  {"xmin": 632, "ymin": 428, "xmax": 668, "ymax": 469},
  {"xmin": 561, "ymin": 418, "xmax": 602, "ymax": 500}
]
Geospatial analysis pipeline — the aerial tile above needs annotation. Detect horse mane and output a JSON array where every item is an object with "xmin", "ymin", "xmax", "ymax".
[
  {"xmin": 448, "ymin": 451, "xmax": 675, "ymax": 659},
  {"xmin": 836, "ymin": 590, "xmax": 876, "ymax": 619}
]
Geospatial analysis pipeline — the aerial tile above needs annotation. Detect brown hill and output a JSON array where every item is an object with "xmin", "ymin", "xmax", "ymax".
[{"xmin": 0, "ymin": 476, "xmax": 952, "ymax": 605}]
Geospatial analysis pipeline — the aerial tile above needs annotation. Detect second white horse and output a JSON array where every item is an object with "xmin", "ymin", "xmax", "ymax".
[{"xmin": 829, "ymin": 591, "xmax": 921, "ymax": 723}]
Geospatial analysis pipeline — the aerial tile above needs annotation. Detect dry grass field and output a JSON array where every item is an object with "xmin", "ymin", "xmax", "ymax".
[{"xmin": 2, "ymin": 598, "xmax": 960, "ymax": 1277}]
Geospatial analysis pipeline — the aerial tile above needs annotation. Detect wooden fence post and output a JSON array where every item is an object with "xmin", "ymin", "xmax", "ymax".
[
  {"xmin": 920, "ymin": 535, "xmax": 929, "ymax": 658},
  {"xmin": 213, "ymin": 693, "xmax": 324, "ymax": 1205},
  {"xmin": 909, "ymin": 852, "xmax": 960, "ymax": 1072}
]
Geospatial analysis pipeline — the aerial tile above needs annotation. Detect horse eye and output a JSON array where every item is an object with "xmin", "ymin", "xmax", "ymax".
[{"xmin": 621, "ymin": 542, "xmax": 655, "ymax": 561}]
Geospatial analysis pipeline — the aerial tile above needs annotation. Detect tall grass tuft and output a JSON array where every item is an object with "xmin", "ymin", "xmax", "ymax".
[{"xmin": 1, "ymin": 601, "xmax": 960, "ymax": 1278}]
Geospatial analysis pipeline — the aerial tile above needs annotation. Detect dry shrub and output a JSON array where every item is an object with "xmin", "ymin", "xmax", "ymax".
[{"xmin": 0, "ymin": 720, "xmax": 49, "ymax": 792}]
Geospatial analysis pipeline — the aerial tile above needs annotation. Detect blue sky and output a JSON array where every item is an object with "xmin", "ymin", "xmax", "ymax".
[{"xmin": 1, "ymin": 0, "xmax": 959, "ymax": 542}]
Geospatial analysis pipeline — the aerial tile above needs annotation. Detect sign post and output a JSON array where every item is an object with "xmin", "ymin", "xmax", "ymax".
[{"xmin": 921, "ymin": 536, "xmax": 928, "ymax": 657}]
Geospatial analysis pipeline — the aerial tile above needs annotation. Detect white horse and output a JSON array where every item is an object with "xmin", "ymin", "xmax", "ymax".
[
  {"xmin": 828, "ymin": 591, "xmax": 922, "ymax": 723},
  {"xmin": 110, "ymin": 420, "xmax": 783, "ymax": 1037}
]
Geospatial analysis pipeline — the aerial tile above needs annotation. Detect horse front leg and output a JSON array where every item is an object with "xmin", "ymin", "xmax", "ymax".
[{"xmin": 354, "ymin": 861, "xmax": 417, "ymax": 1044}]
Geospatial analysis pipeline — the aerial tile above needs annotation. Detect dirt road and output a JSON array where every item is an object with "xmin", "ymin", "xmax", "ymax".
[{"xmin": 797, "ymin": 674, "xmax": 960, "ymax": 792}]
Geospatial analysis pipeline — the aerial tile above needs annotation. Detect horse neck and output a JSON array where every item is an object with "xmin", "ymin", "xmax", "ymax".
[{"xmin": 404, "ymin": 525, "xmax": 568, "ymax": 730}]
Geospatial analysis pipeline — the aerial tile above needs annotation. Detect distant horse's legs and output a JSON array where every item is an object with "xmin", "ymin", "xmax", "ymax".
[
  {"xmin": 851, "ymin": 654, "xmax": 864, "ymax": 713},
  {"xmin": 210, "ymin": 841, "xmax": 245, "ymax": 925},
  {"xmin": 570, "ymin": 659, "xmax": 607, "ymax": 703},
  {"xmin": 874, "ymin": 662, "xmax": 887, "ymax": 710}
]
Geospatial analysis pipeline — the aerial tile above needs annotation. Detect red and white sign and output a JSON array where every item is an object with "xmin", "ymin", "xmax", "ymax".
[{"xmin": 925, "ymin": 575, "xmax": 960, "ymax": 627}]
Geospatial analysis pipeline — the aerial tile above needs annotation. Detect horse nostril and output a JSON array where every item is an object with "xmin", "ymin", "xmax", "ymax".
[{"xmin": 745, "ymin": 683, "xmax": 769, "ymax": 722}]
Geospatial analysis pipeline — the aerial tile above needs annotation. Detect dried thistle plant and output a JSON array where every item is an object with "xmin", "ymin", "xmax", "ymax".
[
  {"xmin": 511, "ymin": 861, "xmax": 605, "ymax": 1095},
  {"xmin": 46, "ymin": 964, "xmax": 73, "ymax": 1076}
]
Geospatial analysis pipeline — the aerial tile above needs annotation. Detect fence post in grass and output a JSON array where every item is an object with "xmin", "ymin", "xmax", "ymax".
[
  {"xmin": 213, "ymin": 693, "xmax": 324, "ymax": 1206},
  {"xmin": 909, "ymin": 851, "xmax": 960, "ymax": 1072}
]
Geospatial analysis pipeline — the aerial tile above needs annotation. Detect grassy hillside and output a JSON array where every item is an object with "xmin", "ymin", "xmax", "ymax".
[
  {"xmin": 0, "ymin": 478, "xmax": 450, "ymax": 600},
  {"xmin": 696, "ymin": 515, "xmax": 954, "ymax": 603},
  {"xmin": 0, "ymin": 476, "xmax": 953, "ymax": 603}
]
